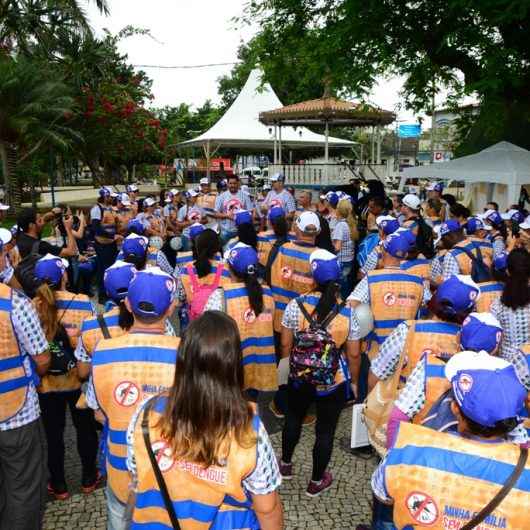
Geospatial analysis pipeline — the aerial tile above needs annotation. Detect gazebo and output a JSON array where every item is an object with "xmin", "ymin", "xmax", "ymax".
[{"xmin": 259, "ymin": 90, "xmax": 395, "ymax": 179}]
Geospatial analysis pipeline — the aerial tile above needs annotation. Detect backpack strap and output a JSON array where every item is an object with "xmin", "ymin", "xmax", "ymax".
[
  {"xmin": 212, "ymin": 263, "xmax": 224, "ymax": 287},
  {"xmin": 97, "ymin": 315, "xmax": 111, "ymax": 340},
  {"xmin": 265, "ymin": 237, "xmax": 287, "ymax": 285},
  {"xmin": 187, "ymin": 264, "xmax": 200, "ymax": 292},
  {"xmin": 296, "ymin": 297, "xmax": 315, "ymax": 328},
  {"xmin": 321, "ymin": 300, "xmax": 347, "ymax": 329},
  {"xmin": 30, "ymin": 239, "xmax": 41, "ymax": 256}
]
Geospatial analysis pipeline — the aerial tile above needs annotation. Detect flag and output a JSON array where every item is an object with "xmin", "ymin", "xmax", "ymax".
[{"xmin": 398, "ymin": 124, "xmax": 422, "ymax": 138}]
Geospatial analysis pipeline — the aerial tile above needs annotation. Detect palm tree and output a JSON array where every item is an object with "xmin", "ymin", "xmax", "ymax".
[{"xmin": 0, "ymin": 56, "xmax": 79, "ymax": 211}]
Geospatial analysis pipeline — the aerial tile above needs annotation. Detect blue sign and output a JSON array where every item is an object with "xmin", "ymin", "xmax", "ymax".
[{"xmin": 398, "ymin": 124, "xmax": 422, "ymax": 138}]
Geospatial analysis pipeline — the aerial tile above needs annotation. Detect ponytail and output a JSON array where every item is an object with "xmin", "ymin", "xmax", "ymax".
[
  {"xmin": 313, "ymin": 281, "xmax": 340, "ymax": 323},
  {"xmin": 34, "ymin": 283, "xmax": 59, "ymax": 341},
  {"xmin": 194, "ymin": 229, "xmax": 221, "ymax": 278},
  {"xmin": 337, "ymin": 199, "xmax": 358, "ymax": 241},
  {"xmin": 124, "ymin": 252, "xmax": 147, "ymax": 271},
  {"xmin": 230, "ymin": 264, "xmax": 264, "ymax": 316},
  {"xmin": 501, "ymin": 248, "xmax": 530, "ymax": 310},
  {"xmin": 118, "ymin": 300, "xmax": 134, "ymax": 330}
]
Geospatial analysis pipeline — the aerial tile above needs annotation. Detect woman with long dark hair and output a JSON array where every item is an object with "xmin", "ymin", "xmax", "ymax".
[
  {"xmin": 32, "ymin": 254, "xmax": 99, "ymax": 500},
  {"xmin": 126, "ymin": 311, "xmax": 283, "ymax": 529},
  {"xmin": 491, "ymin": 248, "xmax": 530, "ymax": 358},
  {"xmin": 279, "ymin": 249, "xmax": 358, "ymax": 497},
  {"xmin": 205, "ymin": 243, "xmax": 277, "ymax": 394},
  {"xmin": 226, "ymin": 209, "xmax": 258, "ymax": 250}
]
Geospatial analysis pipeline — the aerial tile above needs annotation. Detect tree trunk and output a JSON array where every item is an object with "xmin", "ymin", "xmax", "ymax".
[
  {"xmin": 0, "ymin": 142, "xmax": 20, "ymax": 213},
  {"xmin": 86, "ymin": 159, "xmax": 102, "ymax": 186}
]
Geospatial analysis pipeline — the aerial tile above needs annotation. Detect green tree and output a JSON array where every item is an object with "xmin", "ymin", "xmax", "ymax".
[
  {"xmin": 245, "ymin": 0, "xmax": 530, "ymax": 152},
  {"xmin": 0, "ymin": 56, "xmax": 78, "ymax": 210}
]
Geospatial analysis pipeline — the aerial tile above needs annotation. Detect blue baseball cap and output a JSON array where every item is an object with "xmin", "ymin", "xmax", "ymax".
[
  {"xmin": 325, "ymin": 192, "xmax": 340, "ymax": 208},
  {"xmin": 122, "ymin": 234, "xmax": 149, "ymax": 259},
  {"xmin": 309, "ymin": 249, "xmax": 341, "ymax": 283},
  {"xmin": 99, "ymin": 186, "xmax": 111, "ymax": 197},
  {"xmin": 189, "ymin": 223, "xmax": 205, "ymax": 240},
  {"xmin": 376, "ymin": 215, "xmax": 400, "ymax": 236},
  {"xmin": 126, "ymin": 184, "xmax": 139, "ymax": 193},
  {"xmin": 460, "ymin": 312, "xmax": 502, "ymax": 354},
  {"xmin": 127, "ymin": 219, "xmax": 145, "ymax": 235},
  {"xmin": 34, "ymin": 253, "xmax": 68, "ymax": 286},
  {"xmin": 127, "ymin": 267, "xmax": 176, "ymax": 318},
  {"xmin": 494, "ymin": 252, "xmax": 508, "ymax": 271},
  {"xmin": 235, "ymin": 210, "xmax": 252, "ymax": 226},
  {"xmin": 465, "ymin": 217, "xmax": 492, "ymax": 235},
  {"xmin": 440, "ymin": 219, "xmax": 462, "ymax": 237},
  {"xmin": 268, "ymin": 206, "xmax": 285, "ymax": 222},
  {"xmin": 501, "ymin": 209, "xmax": 525, "ymax": 224},
  {"xmin": 382, "ymin": 229, "xmax": 416, "ymax": 258},
  {"xmin": 436, "ymin": 275, "xmax": 480, "ymax": 314},
  {"xmin": 482, "ymin": 209, "xmax": 503, "ymax": 226},
  {"xmin": 445, "ymin": 351, "xmax": 527, "ymax": 427},
  {"xmin": 104, "ymin": 260, "xmax": 136, "ymax": 302},
  {"xmin": 427, "ymin": 182, "xmax": 444, "ymax": 193},
  {"xmin": 225, "ymin": 243, "xmax": 258, "ymax": 275}
]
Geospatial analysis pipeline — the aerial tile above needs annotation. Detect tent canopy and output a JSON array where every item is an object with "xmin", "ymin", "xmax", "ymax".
[
  {"xmin": 402, "ymin": 141, "xmax": 530, "ymax": 185},
  {"xmin": 179, "ymin": 69, "xmax": 356, "ymax": 150}
]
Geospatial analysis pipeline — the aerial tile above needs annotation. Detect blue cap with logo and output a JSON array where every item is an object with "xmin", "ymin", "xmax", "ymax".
[
  {"xmin": 326, "ymin": 191, "xmax": 340, "ymax": 208},
  {"xmin": 122, "ymin": 234, "xmax": 149, "ymax": 259},
  {"xmin": 104, "ymin": 260, "xmax": 136, "ymax": 302},
  {"xmin": 309, "ymin": 249, "xmax": 341, "ymax": 283},
  {"xmin": 127, "ymin": 267, "xmax": 176, "ymax": 318},
  {"xmin": 465, "ymin": 217, "xmax": 492, "ymax": 235},
  {"xmin": 127, "ymin": 219, "xmax": 145, "ymax": 235},
  {"xmin": 436, "ymin": 275, "xmax": 480, "ymax": 314},
  {"xmin": 427, "ymin": 182, "xmax": 444, "ymax": 193},
  {"xmin": 376, "ymin": 215, "xmax": 400, "ymax": 236},
  {"xmin": 189, "ymin": 223, "xmax": 205, "ymax": 240},
  {"xmin": 460, "ymin": 312, "xmax": 502, "ymax": 354},
  {"xmin": 440, "ymin": 219, "xmax": 462, "ymax": 237},
  {"xmin": 98, "ymin": 186, "xmax": 112, "ymax": 197},
  {"xmin": 235, "ymin": 210, "xmax": 252, "ymax": 226},
  {"xmin": 126, "ymin": 184, "xmax": 139, "ymax": 193},
  {"xmin": 225, "ymin": 243, "xmax": 258, "ymax": 275},
  {"xmin": 268, "ymin": 206, "xmax": 285, "ymax": 222},
  {"xmin": 445, "ymin": 351, "xmax": 527, "ymax": 427},
  {"xmin": 382, "ymin": 229, "xmax": 416, "ymax": 258},
  {"xmin": 482, "ymin": 209, "xmax": 503, "ymax": 227},
  {"xmin": 494, "ymin": 251, "xmax": 508, "ymax": 271},
  {"xmin": 34, "ymin": 253, "xmax": 68, "ymax": 286}
]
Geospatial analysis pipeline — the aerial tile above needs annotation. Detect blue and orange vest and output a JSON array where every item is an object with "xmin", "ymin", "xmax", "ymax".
[
  {"xmin": 92, "ymin": 333, "xmax": 180, "ymax": 502},
  {"xmin": 270, "ymin": 241, "xmax": 316, "ymax": 332},
  {"xmin": 469, "ymin": 235, "xmax": 494, "ymax": 267},
  {"xmin": 223, "ymin": 282, "xmax": 277, "ymax": 392},
  {"xmin": 257, "ymin": 230, "xmax": 295, "ymax": 268},
  {"xmin": 476, "ymin": 280, "xmax": 504, "ymax": 312},
  {"xmin": 0, "ymin": 283, "xmax": 28, "ymax": 423},
  {"xmin": 450, "ymin": 238, "xmax": 486, "ymax": 276},
  {"xmin": 401, "ymin": 320, "xmax": 460, "ymax": 380},
  {"xmin": 296, "ymin": 294, "xmax": 351, "ymax": 395},
  {"xmin": 96, "ymin": 205, "xmax": 117, "ymax": 242},
  {"xmin": 80, "ymin": 307, "xmax": 125, "ymax": 357},
  {"xmin": 385, "ymin": 422, "xmax": 530, "ymax": 529},
  {"xmin": 131, "ymin": 395, "xmax": 259, "ymax": 530},
  {"xmin": 180, "ymin": 261, "xmax": 229, "ymax": 304},
  {"xmin": 39, "ymin": 290, "xmax": 94, "ymax": 394},
  {"xmin": 400, "ymin": 257, "xmax": 431, "ymax": 282},
  {"xmin": 364, "ymin": 269, "xmax": 424, "ymax": 360}
]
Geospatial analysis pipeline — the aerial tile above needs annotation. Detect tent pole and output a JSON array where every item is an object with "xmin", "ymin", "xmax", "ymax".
[
  {"xmin": 273, "ymin": 125, "xmax": 277, "ymax": 165},
  {"xmin": 376, "ymin": 126, "xmax": 382, "ymax": 165},
  {"xmin": 324, "ymin": 120, "xmax": 329, "ymax": 182},
  {"xmin": 204, "ymin": 140, "xmax": 211, "ymax": 180},
  {"xmin": 278, "ymin": 125, "xmax": 282, "ymax": 165}
]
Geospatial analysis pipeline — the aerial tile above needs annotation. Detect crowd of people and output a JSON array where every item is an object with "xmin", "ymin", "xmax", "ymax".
[{"xmin": 1, "ymin": 174, "xmax": 530, "ymax": 530}]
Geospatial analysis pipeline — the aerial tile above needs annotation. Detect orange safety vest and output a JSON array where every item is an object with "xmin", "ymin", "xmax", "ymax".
[
  {"xmin": 116, "ymin": 210, "xmax": 134, "ymax": 234},
  {"xmin": 175, "ymin": 251, "xmax": 194, "ymax": 270},
  {"xmin": 476, "ymin": 281, "xmax": 504, "ymax": 312},
  {"xmin": 413, "ymin": 352, "xmax": 452, "ymax": 425},
  {"xmin": 197, "ymin": 191, "xmax": 218, "ymax": 215},
  {"xmin": 223, "ymin": 282, "xmax": 277, "ymax": 392},
  {"xmin": 80, "ymin": 307, "xmax": 125, "ymax": 357},
  {"xmin": 38, "ymin": 290, "xmax": 94, "ymax": 394},
  {"xmin": 131, "ymin": 395, "xmax": 259, "ymax": 530},
  {"xmin": 469, "ymin": 235, "xmax": 494, "ymax": 267},
  {"xmin": 385, "ymin": 422, "xmax": 530, "ymax": 529},
  {"xmin": 401, "ymin": 320, "xmax": 461, "ymax": 380},
  {"xmin": 296, "ymin": 294, "xmax": 351, "ymax": 395},
  {"xmin": 364, "ymin": 269, "xmax": 424, "ymax": 360},
  {"xmin": 92, "ymin": 333, "xmax": 180, "ymax": 502},
  {"xmin": 257, "ymin": 231, "xmax": 295, "ymax": 268},
  {"xmin": 95, "ymin": 205, "xmax": 117, "ymax": 243},
  {"xmin": 450, "ymin": 238, "xmax": 485, "ymax": 276},
  {"xmin": 180, "ymin": 261, "xmax": 229, "ymax": 304},
  {"xmin": 400, "ymin": 258, "xmax": 431, "ymax": 281},
  {"xmin": 0, "ymin": 283, "xmax": 28, "ymax": 423},
  {"xmin": 270, "ymin": 241, "xmax": 316, "ymax": 332}
]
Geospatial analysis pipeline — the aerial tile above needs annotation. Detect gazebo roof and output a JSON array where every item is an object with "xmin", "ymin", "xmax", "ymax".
[{"xmin": 259, "ymin": 96, "xmax": 396, "ymax": 126}]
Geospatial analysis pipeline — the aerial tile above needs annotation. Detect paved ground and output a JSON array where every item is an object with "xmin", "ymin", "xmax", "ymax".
[{"xmin": 43, "ymin": 395, "xmax": 377, "ymax": 529}]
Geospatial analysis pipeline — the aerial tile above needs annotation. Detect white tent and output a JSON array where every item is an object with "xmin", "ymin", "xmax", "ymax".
[
  {"xmin": 401, "ymin": 141, "xmax": 530, "ymax": 210},
  {"xmin": 179, "ymin": 69, "xmax": 355, "ymax": 157}
]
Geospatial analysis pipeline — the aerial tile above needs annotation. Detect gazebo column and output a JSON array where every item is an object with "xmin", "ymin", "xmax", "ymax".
[
  {"xmin": 324, "ymin": 119, "xmax": 329, "ymax": 182},
  {"xmin": 273, "ymin": 125, "xmax": 277, "ymax": 164},
  {"xmin": 278, "ymin": 125, "xmax": 283, "ymax": 165}
]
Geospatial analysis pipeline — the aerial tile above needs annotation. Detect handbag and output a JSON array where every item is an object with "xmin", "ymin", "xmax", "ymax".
[
  {"xmin": 461, "ymin": 447, "xmax": 528, "ymax": 529},
  {"xmin": 142, "ymin": 398, "xmax": 181, "ymax": 530}
]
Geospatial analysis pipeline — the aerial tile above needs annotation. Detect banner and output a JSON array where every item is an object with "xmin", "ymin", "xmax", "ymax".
[{"xmin": 398, "ymin": 124, "xmax": 422, "ymax": 138}]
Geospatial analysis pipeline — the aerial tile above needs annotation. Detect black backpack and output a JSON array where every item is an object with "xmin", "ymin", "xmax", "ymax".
[
  {"xmin": 460, "ymin": 244, "xmax": 492, "ymax": 283},
  {"xmin": 415, "ymin": 217, "xmax": 435, "ymax": 259},
  {"xmin": 14, "ymin": 240, "xmax": 42, "ymax": 298},
  {"xmin": 48, "ymin": 323, "xmax": 77, "ymax": 376}
]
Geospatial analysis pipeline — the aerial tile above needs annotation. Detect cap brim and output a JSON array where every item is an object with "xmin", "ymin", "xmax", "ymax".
[
  {"xmin": 0, "ymin": 204, "xmax": 10, "ymax": 211},
  {"xmin": 445, "ymin": 351, "xmax": 509, "ymax": 381}
]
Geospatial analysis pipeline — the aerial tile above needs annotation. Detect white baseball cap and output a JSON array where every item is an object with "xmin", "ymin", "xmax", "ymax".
[
  {"xmin": 199, "ymin": 178, "xmax": 209, "ymax": 185},
  {"xmin": 269, "ymin": 172, "xmax": 284, "ymax": 182},
  {"xmin": 188, "ymin": 189, "xmax": 199, "ymax": 198},
  {"xmin": 520, "ymin": 216, "xmax": 530, "ymax": 230},
  {"xmin": 144, "ymin": 197, "xmax": 156, "ymax": 207},
  {"xmin": 118, "ymin": 193, "xmax": 131, "ymax": 206},
  {"xmin": 295, "ymin": 211, "xmax": 321, "ymax": 233},
  {"xmin": 402, "ymin": 194, "xmax": 421, "ymax": 210},
  {"xmin": 0, "ymin": 228, "xmax": 12, "ymax": 246}
]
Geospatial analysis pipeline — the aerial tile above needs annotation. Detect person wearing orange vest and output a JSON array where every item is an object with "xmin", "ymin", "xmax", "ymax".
[
  {"xmin": 32, "ymin": 254, "xmax": 99, "ymax": 500},
  {"xmin": 465, "ymin": 216, "xmax": 494, "ymax": 262},
  {"xmin": 0, "ymin": 242, "xmax": 51, "ymax": 529},
  {"xmin": 204, "ymin": 243, "xmax": 277, "ymax": 394},
  {"xmin": 359, "ymin": 215, "xmax": 401, "ymax": 276},
  {"xmin": 371, "ymin": 352, "xmax": 530, "ymax": 530},
  {"xmin": 476, "ymin": 251, "xmax": 507, "ymax": 313},
  {"xmin": 118, "ymin": 232, "xmax": 173, "ymax": 274},
  {"xmin": 278, "ymin": 249, "xmax": 358, "ymax": 497},
  {"xmin": 367, "ymin": 274, "xmax": 480, "ymax": 394},
  {"xmin": 89, "ymin": 267, "xmax": 180, "ymax": 530},
  {"xmin": 257, "ymin": 206, "xmax": 290, "ymax": 269},
  {"xmin": 126, "ymin": 311, "xmax": 283, "ymax": 530},
  {"xmin": 197, "ymin": 177, "xmax": 219, "ymax": 230},
  {"xmin": 348, "ymin": 230, "xmax": 426, "ymax": 400}
]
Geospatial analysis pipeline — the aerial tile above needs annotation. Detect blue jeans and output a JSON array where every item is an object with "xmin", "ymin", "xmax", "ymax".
[
  {"xmin": 106, "ymin": 487, "xmax": 128, "ymax": 530},
  {"xmin": 339, "ymin": 260, "xmax": 354, "ymax": 299}
]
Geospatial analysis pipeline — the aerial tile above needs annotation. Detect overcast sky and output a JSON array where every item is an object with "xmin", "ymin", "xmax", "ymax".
[{"xmin": 86, "ymin": 0, "xmax": 427, "ymax": 123}]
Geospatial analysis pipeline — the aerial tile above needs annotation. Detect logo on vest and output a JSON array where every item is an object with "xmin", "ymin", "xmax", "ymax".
[
  {"xmin": 244, "ymin": 308, "xmax": 256, "ymax": 323},
  {"xmin": 406, "ymin": 491, "xmax": 439, "ymax": 525},
  {"xmin": 383, "ymin": 292, "xmax": 396, "ymax": 306},
  {"xmin": 151, "ymin": 440, "xmax": 174, "ymax": 472},
  {"xmin": 175, "ymin": 460, "xmax": 228, "ymax": 486},
  {"xmin": 384, "ymin": 292, "xmax": 417, "ymax": 307},
  {"xmin": 458, "ymin": 373, "xmax": 473, "ymax": 393},
  {"xmin": 281, "ymin": 266, "xmax": 292, "ymax": 279},
  {"xmin": 113, "ymin": 381, "xmax": 140, "ymax": 407}
]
